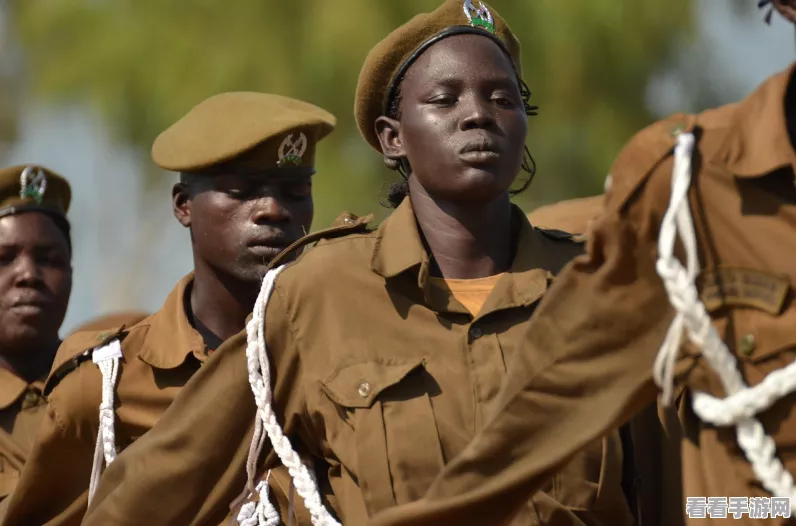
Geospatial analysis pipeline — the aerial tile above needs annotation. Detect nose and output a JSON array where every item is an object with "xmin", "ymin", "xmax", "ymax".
[
  {"xmin": 459, "ymin": 94, "xmax": 496, "ymax": 131},
  {"xmin": 251, "ymin": 194, "xmax": 291, "ymax": 224},
  {"xmin": 13, "ymin": 254, "xmax": 43, "ymax": 288}
]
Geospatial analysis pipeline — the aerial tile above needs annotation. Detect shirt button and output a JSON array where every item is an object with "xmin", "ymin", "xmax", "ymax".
[
  {"xmin": 469, "ymin": 327, "xmax": 483, "ymax": 340},
  {"xmin": 739, "ymin": 334, "xmax": 756, "ymax": 356},
  {"xmin": 357, "ymin": 382, "xmax": 371, "ymax": 398}
]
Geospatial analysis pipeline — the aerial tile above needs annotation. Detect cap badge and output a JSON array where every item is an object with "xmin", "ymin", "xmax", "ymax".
[
  {"xmin": 19, "ymin": 166, "xmax": 47, "ymax": 204},
  {"xmin": 463, "ymin": 0, "xmax": 495, "ymax": 34},
  {"xmin": 277, "ymin": 132, "xmax": 308, "ymax": 167}
]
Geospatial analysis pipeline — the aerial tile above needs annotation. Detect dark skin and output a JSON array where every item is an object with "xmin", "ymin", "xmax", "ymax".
[
  {"xmin": 0, "ymin": 212, "xmax": 72, "ymax": 383},
  {"xmin": 173, "ymin": 169, "xmax": 313, "ymax": 341},
  {"xmin": 375, "ymin": 34, "xmax": 528, "ymax": 279}
]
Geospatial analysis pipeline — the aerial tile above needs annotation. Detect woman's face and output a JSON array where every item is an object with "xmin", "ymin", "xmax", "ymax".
[{"xmin": 378, "ymin": 33, "xmax": 528, "ymax": 204}]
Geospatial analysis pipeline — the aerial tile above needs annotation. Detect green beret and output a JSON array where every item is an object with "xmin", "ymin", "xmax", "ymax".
[
  {"xmin": 153, "ymin": 92, "xmax": 337, "ymax": 174},
  {"xmin": 0, "ymin": 164, "xmax": 71, "ymax": 219},
  {"xmin": 355, "ymin": 0, "xmax": 521, "ymax": 152}
]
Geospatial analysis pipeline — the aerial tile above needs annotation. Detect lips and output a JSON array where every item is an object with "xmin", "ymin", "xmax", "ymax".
[
  {"xmin": 458, "ymin": 136, "xmax": 502, "ymax": 155},
  {"xmin": 246, "ymin": 237, "xmax": 295, "ymax": 259},
  {"xmin": 8, "ymin": 294, "xmax": 50, "ymax": 317}
]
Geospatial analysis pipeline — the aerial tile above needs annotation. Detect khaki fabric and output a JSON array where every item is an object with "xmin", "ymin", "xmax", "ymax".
[
  {"xmin": 2, "ymin": 275, "xmax": 306, "ymax": 526},
  {"xmin": 82, "ymin": 198, "xmax": 632, "ymax": 526},
  {"xmin": 367, "ymin": 65, "xmax": 796, "ymax": 526},
  {"xmin": 0, "ymin": 368, "xmax": 47, "ymax": 519},
  {"xmin": 527, "ymin": 195, "xmax": 604, "ymax": 235},
  {"xmin": 152, "ymin": 92, "xmax": 335, "ymax": 173}
]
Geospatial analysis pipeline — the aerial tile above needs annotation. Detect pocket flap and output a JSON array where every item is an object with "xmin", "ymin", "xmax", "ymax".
[{"xmin": 321, "ymin": 358, "xmax": 425, "ymax": 409}]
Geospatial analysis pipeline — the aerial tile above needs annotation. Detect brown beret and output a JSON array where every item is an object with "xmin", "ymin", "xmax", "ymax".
[
  {"xmin": 152, "ymin": 92, "xmax": 337, "ymax": 174},
  {"xmin": 0, "ymin": 164, "xmax": 71, "ymax": 219},
  {"xmin": 355, "ymin": 0, "xmax": 521, "ymax": 152}
]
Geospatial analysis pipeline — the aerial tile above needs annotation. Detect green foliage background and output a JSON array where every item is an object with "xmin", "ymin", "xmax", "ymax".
[{"xmin": 6, "ymin": 0, "xmax": 695, "ymax": 227}]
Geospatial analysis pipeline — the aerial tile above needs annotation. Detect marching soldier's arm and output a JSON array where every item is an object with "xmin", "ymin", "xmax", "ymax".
[
  {"xmin": 83, "ymin": 286, "xmax": 309, "ymax": 526},
  {"xmin": 369, "ymin": 118, "xmax": 691, "ymax": 526}
]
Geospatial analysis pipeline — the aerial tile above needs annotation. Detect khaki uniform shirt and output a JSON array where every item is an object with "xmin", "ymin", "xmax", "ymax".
[
  {"xmin": 2, "ymin": 274, "xmax": 305, "ymax": 526},
  {"xmin": 368, "ymin": 65, "xmax": 796, "ymax": 526},
  {"xmin": 0, "ymin": 369, "xmax": 47, "ymax": 519},
  {"xmin": 82, "ymin": 199, "xmax": 633, "ymax": 526}
]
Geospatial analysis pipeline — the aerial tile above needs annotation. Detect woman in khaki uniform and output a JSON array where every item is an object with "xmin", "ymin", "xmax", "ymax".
[
  {"xmin": 368, "ymin": 3, "xmax": 796, "ymax": 526},
  {"xmin": 83, "ymin": 2, "xmax": 632, "ymax": 525},
  {"xmin": 0, "ymin": 165, "xmax": 72, "ymax": 519}
]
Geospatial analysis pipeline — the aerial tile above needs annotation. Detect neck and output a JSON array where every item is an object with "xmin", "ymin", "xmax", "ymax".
[
  {"xmin": 0, "ymin": 338, "xmax": 60, "ymax": 383},
  {"xmin": 190, "ymin": 264, "xmax": 257, "ymax": 342},
  {"xmin": 408, "ymin": 177, "xmax": 514, "ymax": 279}
]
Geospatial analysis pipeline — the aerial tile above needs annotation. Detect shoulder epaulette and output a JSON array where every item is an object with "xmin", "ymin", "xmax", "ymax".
[
  {"xmin": 44, "ymin": 326, "xmax": 130, "ymax": 397},
  {"xmin": 607, "ymin": 112, "xmax": 699, "ymax": 212},
  {"xmin": 267, "ymin": 211, "xmax": 374, "ymax": 270}
]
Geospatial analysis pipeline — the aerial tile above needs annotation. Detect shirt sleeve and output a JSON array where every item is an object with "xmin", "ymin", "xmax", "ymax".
[
  {"xmin": 369, "ymin": 154, "xmax": 679, "ymax": 526},
  {"xmin": 1, "ymin": 400, "xmax": 95, "ymax": 526},
  {"xmin": 83, "ymin": 284, "xmax": 309, "ymax": 526}
]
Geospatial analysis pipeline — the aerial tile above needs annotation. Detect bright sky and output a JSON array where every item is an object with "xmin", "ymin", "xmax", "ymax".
[{"xmin": 5, "ymin": 1, "xmax": 796, "ymax": 334}]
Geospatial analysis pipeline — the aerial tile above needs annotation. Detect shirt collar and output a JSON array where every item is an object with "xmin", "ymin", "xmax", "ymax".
[
  {"xmin": 0, "ymin": 368, "xmax": 43, "ymax": 410},
  {"xmin": 370, "ymin": 198, "xmax": 567, "ymax": 313},
  {"xmin": 138, "ymin": 273, "xmax": 206, "ymax": 369},
  {"xmin": 717, "ymin": 64, "xmax": 796, "ymax": 178}
]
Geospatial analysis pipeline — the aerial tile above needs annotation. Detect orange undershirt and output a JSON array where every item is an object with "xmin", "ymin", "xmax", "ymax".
[{"xmin": 428, "ymin": 273, "xmax": 505, "ymax": 317}]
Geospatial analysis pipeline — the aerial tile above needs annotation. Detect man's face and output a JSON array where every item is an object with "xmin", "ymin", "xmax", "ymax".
[
  {"xmin": 0, "ymin": 212, "xmax": 72, "ymax": 355},
  {"xmin": 174, "ymin": 171, "xmax": 314, "ymax": 284}
]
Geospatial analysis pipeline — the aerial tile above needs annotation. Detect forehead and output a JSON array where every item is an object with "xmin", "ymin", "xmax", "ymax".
[
  {"xmin": 401, "ymin": 33, "xmax": 516, "ymax": 88},
  {"xmin": 0, "ymin": 213, "xmax": 67, "ymax": 248}
]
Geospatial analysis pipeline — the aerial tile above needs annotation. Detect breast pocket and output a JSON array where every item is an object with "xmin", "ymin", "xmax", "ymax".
[{"xmin": 320, "ymin": 358, "xmax": 445, "ymax": 516}]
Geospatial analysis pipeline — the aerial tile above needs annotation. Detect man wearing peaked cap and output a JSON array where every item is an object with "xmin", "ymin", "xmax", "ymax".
[
  {"xmin": 2, "ymin": 93, "xmax": 334, "ymax": 526},
  {"xmin": 0, "ymin": 165, "xmax": 72, "ymax": 520}
]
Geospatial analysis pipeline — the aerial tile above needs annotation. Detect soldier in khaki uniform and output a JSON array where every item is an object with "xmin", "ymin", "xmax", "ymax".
[
  {"xmin": 0, "ymin": 165, "xmax": 72, "ymax": 520},
  {"xmin": 526, "ymin": 195, "xmax": 603, "ymax": 235},
  {"xmin": 82, "ymin": 2, "xmax": 633, "ymax": 525},
  {"xmin": 366, "ymin": 4, "xmax": 796, "ymax": 526},
  {"xmin": 68, "ymin": 312, "xmax": 150, "ymax": 335},
  {"xmin": 2, "ymin": 93, "xmax": 336, "ymax": 526}
]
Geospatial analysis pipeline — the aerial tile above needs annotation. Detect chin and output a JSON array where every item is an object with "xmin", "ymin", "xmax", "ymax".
[{"xmin": 445, "ymin": 169, "xmax": 513, "ymax": 203}]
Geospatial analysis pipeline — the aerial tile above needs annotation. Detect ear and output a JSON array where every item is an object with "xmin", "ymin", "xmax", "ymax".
[
  {"xmin": 375, "ymin": 116, "xmax": 406, "ymax": 168},
  {"xmin": 172, "ymin": 182, "xmax": 192, "ymax": 228}
]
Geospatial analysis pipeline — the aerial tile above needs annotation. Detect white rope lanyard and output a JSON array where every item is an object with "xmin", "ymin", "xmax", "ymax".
[
  {"xmin": 654, "ymin": 132, "xmax": 796, "ymax": 511},
  {"xmin": 88, "ymin": 339, "xmax": 123, "ymax": 504},
  {"xmin": 240, "ymin": 265, "xmax": 341, "ymax": 526}
]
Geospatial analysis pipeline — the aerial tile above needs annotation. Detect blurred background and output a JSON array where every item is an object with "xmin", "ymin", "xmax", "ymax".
[{"xmin": 0, "ymin": 0, "xmax": 792, "ymax": 333}]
